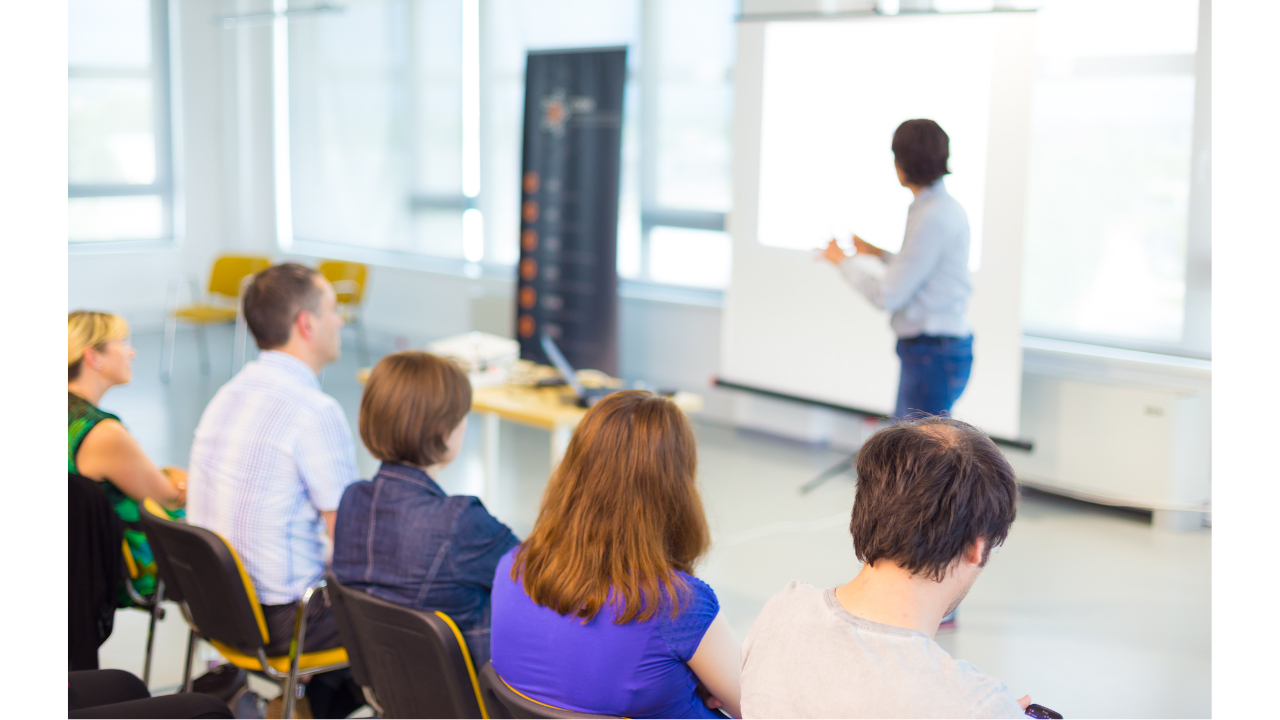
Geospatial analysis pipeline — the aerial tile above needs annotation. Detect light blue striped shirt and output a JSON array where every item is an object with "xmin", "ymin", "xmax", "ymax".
[
  {"xmin": 187, "ymin": 350, "xmax": 358, "ymax": 605},
  {"xmin": 839, "ymin": 179, "xmax": 973, "ymax": 339}
]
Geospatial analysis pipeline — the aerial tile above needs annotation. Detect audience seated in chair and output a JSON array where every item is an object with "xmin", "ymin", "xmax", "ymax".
[
  {"xmin": 69, "ymin": 310, "xmax": 186, "ymax": 605},
  {"xmin": 186, "ymin": 263, "xmax": 362, "ymax": 719},
  {"xmin": 739, "ymin": 416, "xmax": 1033, "ymax": 719},
  {"xmin": 490, "ymin": 390, "xmax": 742, "ymax": 719},
  {"xmin": 332, "ymin": 351, "xmax": 520, "ymax": 667}
]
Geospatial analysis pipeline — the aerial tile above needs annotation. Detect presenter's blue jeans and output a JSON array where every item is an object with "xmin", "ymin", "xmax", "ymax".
[{"xmin": 894, "ymin": 334, "xmax": 974, "ymax": 420}]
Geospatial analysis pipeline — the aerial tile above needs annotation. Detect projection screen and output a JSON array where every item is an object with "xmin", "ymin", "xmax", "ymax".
[{"xmin": 720, "ymin": 11, "xmax": 1036, "ymax": 440}]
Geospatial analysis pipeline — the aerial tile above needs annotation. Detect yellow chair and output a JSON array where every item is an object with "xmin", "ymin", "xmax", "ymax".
[
  {"xmin": 138, "ymin": 499, "xmax": 348, "ymax": 719},
  {"xmin": 318, "ymin": 260, "xmax": 370, "ymax": 366},
  {"xmin": 161, "ymin": 255, "xmax": 271, "ymax": 382}
]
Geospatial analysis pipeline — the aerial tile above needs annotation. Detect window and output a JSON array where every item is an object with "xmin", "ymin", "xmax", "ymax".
[
  {"xmin": 284, "ymin": 0, "xmax": 738, "ymax": 289},
  {"xmin": 68, "ymin": 0, "xmax": 173, "ymax": 244},
  {"xmin": 1018, "ymin": 0, "xmax": 1209, "ymax": 357},
  {"xmin": 634, "ymin": 0, "xmax": 736, "ymax": 289}
]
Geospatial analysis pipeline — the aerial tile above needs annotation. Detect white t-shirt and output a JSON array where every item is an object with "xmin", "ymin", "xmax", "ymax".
[{"xmin": 741, "ymin": 582, "xmax": 1026, "ymax": 719}]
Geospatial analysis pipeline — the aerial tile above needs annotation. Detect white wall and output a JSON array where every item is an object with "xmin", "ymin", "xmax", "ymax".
[
  {"xmin": 69, "ymin": 0, "xmax": 278, "ymax": 330},
  {"xmin": 69, "ymin": 0, "xmax": 1210, "ymax": 523}
]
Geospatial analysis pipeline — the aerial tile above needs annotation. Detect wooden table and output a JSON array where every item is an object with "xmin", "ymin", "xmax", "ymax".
[{"xmin": 357, "ymin": 365, "xmax": 703, "ymax": 502}]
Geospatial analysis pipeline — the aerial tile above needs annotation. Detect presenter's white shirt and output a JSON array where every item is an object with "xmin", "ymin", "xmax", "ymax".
[
  {"xmin": 839, "ymin": 178, "xmax": 973, "ymax": 338},
  {"xmin": 741, "ymin": 582, "xmax": 1026, "ymax": 719}
]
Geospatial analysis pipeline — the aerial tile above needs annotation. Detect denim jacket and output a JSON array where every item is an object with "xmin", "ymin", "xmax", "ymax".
[{"xmin": 332, "ymin": 463, "xmax": 520, "ymax": 642}]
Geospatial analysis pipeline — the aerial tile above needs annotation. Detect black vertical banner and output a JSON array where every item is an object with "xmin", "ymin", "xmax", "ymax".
[{"xmin": 515, "ymin": 47, "xmax": 626, "ymax": 376}]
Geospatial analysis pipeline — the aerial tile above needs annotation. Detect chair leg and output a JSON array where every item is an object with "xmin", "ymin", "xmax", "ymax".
[
  {"xmin": 283, "ymin": 584, "xmax": 320, "ymax": 719},
  {"xmin": 355, "ymin": 317, "xmax": 371, "ymax": 367},
  {"xmin": 182, "ymin": 629, "xmax": 198, "ymax": 693},
  {"xmin": 160, "ymin": 315, "xmax": 178, "ymax": 383},
  {"xmin": 233, "ymin": 311, "xmax": 248, "ymax": 375},
  {"xmin": 195, "ymin": 325, "xmax": 211, "ymax": 375},
  {"xmin": 141, "ymin": 581, "xmax": 164, "ymax": 686}
]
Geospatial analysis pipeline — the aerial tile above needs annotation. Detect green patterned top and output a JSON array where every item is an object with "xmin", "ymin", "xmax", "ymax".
[{"xmin": 69, "ymin": 391, "xmax": 184, "ymax": 605}]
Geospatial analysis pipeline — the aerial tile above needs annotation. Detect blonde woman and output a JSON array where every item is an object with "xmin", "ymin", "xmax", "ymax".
[{"xmin": 69, "ymin": 311, "xmax": 185, "ymax": 601}]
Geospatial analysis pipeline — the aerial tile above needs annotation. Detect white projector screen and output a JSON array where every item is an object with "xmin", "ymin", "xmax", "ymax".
[{"xmin": 720, "ymin": 12, "xmax": 1036, "ymax": 440}]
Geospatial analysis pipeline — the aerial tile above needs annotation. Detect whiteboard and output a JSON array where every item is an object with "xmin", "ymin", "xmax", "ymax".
[{"xmin": 720, "ymin": 12, "xmax": 1036, "ymax": 440}]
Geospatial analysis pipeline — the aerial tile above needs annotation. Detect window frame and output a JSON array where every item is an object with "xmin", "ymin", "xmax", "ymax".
[
  {"xmin": 67, "ymin": 0, "xmax": 176, "ymax": 246},
  {"xmin": 633, "ymin": 0, "xmax": 732, "ymax": 290},
  {"xmin": 1019, "ymin": 0, "xmax": 1211, "ymax": 360}
]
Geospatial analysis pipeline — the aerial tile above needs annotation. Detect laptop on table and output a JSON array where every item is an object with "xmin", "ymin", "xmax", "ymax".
[{"xmin": 540, "ymin": 333, "xmax": 619, "ymax": 408}]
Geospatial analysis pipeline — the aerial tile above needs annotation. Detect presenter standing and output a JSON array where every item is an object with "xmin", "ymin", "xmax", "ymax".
[
  {"xmin": 822, "ymin": 118, "xmax": 974, "ymax": 423},
  {"xmin": 821, "ymin": 119, "xmax": 972, "ymax": 632}
]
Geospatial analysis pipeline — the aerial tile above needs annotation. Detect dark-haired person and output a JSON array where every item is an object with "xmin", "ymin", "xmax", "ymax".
[
  {"xmin": 822, "ymin": 118, "xmax": 974, "ymax": 629},
  {"xmin": 740, "ymin": 417, "xmax": 1031, "ymax": 719},
  {"xmin": 332, "ymin": 351, "xmax": 519, "ymax": 667},
  {"xmin": 822, "ymin": 118, "xmax": 974, "ymax": 422},
  {"xmin": 489, "ymin": 390, "xmax": 742, "ymax": 719},
  {"xmin": 187, "ymin": 263, "xmax": 363, "ymax": 718}
]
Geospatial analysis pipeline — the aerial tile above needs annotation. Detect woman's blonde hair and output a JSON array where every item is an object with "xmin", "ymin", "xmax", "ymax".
[{"xmin": 69, "ymin": 311, "xmax": 129, "ymax": 380}]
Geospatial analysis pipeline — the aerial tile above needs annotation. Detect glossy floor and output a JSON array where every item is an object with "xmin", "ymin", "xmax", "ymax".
[{"xmin": 95, "ymin": 327, "xmax": 1211, "ymax": 718}]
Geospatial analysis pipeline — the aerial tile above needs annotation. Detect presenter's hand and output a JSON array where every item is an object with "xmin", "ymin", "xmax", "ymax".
[
  {"xmin": 853, "ymin": 234, "xmax": 884, "ymax": 258},
  {"xmin": 1017, "ymin": 695, "xmax": 1032, "ymax": 711},
  {"xmin": 821, "ymin": 238, "xmax": 849, "ymax": 266}
]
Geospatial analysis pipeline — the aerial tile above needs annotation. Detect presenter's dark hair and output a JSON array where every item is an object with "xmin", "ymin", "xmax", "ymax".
[
  {"xmin": 892, "ymin": 119, "xmax": 950, "ymax": 186},
  {"xmin": 243, "ymin": 262, "xmax": 324, "ymax": 349},
  {"xmin": 850, "ymin": 416, "xmax": 1017, "ymax": 582}
]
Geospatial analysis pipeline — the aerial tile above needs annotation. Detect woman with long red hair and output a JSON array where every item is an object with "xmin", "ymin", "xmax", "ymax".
[{"xmin": 489, "ymin": 390, "xmax": 741, "ymax": 718}]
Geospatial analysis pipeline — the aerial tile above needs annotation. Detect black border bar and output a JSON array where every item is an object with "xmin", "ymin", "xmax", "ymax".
[{"xmin": 713, "ymin": 377, "xmax": 1034, "ymax": 452}]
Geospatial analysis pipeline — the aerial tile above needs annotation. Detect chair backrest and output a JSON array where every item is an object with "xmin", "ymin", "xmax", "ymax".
[
  {"xmin": 318, "ymin": 260, "xmax": 367, "ymax": 305},
  {"xmin": 68, "ymin": 473, "xmax": 125, "ymax": 671},
  {"xmin": 208, "ymin": 255, "xmax": 272, "ymax": 300},
  {"xmin": 324, "ymin": 572, "xmax": 373, "ymax": 689},
  {"xmin": 478, "ymin": 663, "xmax": 618, "ymax": 720},
  {"xmin": 327, "ymin": 576, "xmax": 485, "ymax": 719},
  {"xmin": 139, "ymin": 500, "xmax": 182, "ymax": 604},
  {"xmin": 138, "ymin": 499, "xmax": 268, "ymax": 654}
]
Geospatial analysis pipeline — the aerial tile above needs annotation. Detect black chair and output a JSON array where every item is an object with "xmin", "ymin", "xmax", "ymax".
[
  {"xmin": 326, "ymin": 575, "xmax": 486, "ymax": 718},
  {"xmin": 69, "ymin": 669, "xmax": 233, "ymax": 719},
  {"xmin": 69, "ymin": 473, "xmax": 124, "ymax": 672},
  {"xmin": 478, "ymin": 662, "xmax": 619, "ymax": 719},
  {"xmin": 324, "ymin": 571, "xmax": 383, "ymax": 715},
  {"xmin": 121, "ymin": 539, "xmax": 167, "ymax": 685},
  {"xmin": 138, "ymin": 499, "xmax": 348, "ymax": 718}
]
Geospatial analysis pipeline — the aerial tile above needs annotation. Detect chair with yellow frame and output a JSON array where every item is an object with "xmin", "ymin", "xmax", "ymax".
[
  {"xmin": 161, "ymin": 255, "xmax": 271, "ymax": 382},
  {"xmin": 138, "ymin": 499, "xmax": 349, "ymax": 719},
  {"xmin": 318, "ymin": 260, "xmax": 370, "ymax": 366}
]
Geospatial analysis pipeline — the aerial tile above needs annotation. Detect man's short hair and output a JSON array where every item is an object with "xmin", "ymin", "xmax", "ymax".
[
  {"xmin": 891, "ymin": 119, "xmax": 951, "ymax": 186},
  {"xmin": 243, "ymin": 263, "xmax": 324, "ymax": 350},
  {"xmin": 359, "ymin": 351, "xmax": 473, "ymax": 467},
  {"xmin": 851, "ymin": 416, "xmax": 1017, "ymax": 582}
]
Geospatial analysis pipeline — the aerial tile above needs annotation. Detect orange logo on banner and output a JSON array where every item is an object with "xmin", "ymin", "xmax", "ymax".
[
  {"xmin": 521, "ymin": 229, "xmax": 538, "ymax": 252},
  {"xmin": 522, "ymin": 200, "xmax": 539, "ymax": 223},
  {"xmin": 519, "ymin": 286, "xmax": 537, "ymax": 309},
  {"xmin": 519, "ymin": 258, "xmax": 538, "ymax": 281},
  {"xmin": 518, "ymin": 314, "xmax": 536, "ymax": 338},
  {"xmin": 523, "ymin": 172, "xmax": 540, "ymax": 193}
]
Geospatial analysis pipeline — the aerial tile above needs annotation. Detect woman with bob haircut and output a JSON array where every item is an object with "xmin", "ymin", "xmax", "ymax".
[
  {"xmin": 489, "ymin": 390, "xmax": 742, "ymax": 719},
  {"xmin": 332, "ymin": 351, "xmax": 519, "ymax": 666},
  {"xmin": 68, "ymin": 310, "xmax": 186, "ymax": 601}
]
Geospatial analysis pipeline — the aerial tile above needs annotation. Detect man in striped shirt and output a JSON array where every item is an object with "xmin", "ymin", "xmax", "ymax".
[{"xmin": 187, "ymin": 262, "xmax": 362, "ymax": 717}]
